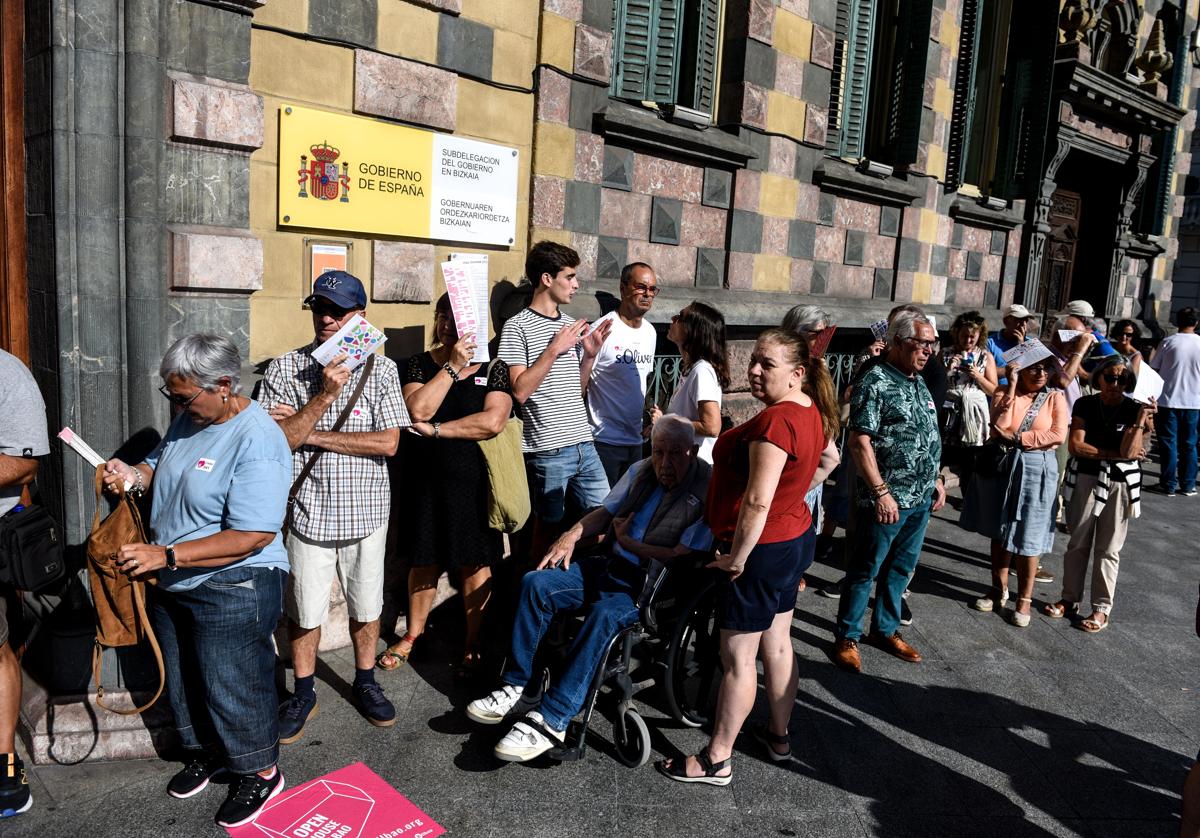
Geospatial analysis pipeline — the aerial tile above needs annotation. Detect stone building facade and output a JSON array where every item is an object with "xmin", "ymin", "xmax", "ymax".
[{"xmin": 4, "ymin": 0, "xmax": 1200, "ymax": 759}]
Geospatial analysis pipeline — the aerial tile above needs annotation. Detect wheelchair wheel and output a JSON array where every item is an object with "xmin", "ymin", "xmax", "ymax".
[
  {"xmin": 612, "ymin": 708, "xmax": 651, "ymax": 768},
  {"xmin": 663, "ymin": 576, "xmax": 721, "ymax": 728}
]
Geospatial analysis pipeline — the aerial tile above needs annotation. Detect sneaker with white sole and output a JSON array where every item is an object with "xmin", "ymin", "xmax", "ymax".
[
  {"xmin": 214, "ymin": 769, "xmax": 285, "ymax": 829},
  {"xmin": 466, "ymin": 684, "xmax": 524, "ymax": 725},
  {"xmin": 0, "ymin": 754, "xmax": 30, "ymax": 818},
  {"xmin": 167, "ymin": 753, "xmax": 225, "ymax": 799},
  {"xmin": 493, "ymin": 711, "xmax": 565, "ymax": 762}
]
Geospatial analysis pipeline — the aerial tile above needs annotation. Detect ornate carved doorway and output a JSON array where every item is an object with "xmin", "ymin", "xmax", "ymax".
[
  {"xmin": 0, "ymin": 0, "xmax": 26, "ymax": 362},
  {"xmin": 1037, "ymin": 187, "xmax": 1081, "ymax": 314}
]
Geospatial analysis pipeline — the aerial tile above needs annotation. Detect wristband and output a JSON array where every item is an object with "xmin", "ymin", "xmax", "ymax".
[{"xmin": 442, "ymin": 362, "xmax": 460, "ymax": 382}]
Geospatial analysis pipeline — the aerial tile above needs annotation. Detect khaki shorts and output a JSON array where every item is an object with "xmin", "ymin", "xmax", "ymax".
[{"xmin": 284, "ymin": 523, "xmax": 388, "ymax": 629}]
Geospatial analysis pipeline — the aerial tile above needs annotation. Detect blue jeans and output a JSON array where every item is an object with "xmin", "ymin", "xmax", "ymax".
[
  {"xmin": 152, "ymin": 565, "xmax": 285, "ymax": 774},
  {"xmin": 835, "ymin": 499, "xmax": 932, "ymax": 641},
  {"xmin": 501, "ymin": 556, "xmax": 640, "ymax": 731},
  {"xmin": 594, "ymin": 441, "xmax": 643, "ymax": 487},
  {"xmin": 1157, "ymin": 407, "xmax": 1199, "ymax": 492},
  {"xmin": 525, "ymin": 442, "xmax": 611, "ymax": 523}
]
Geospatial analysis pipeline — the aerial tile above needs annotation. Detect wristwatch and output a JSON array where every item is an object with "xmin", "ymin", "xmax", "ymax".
[{"xmin": 164, "ymin": 545, "xmax": 177, "ymax": 571}]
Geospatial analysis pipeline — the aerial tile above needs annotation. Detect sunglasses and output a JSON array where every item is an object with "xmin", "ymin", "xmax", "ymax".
[
  {"xmin": 1103, "ymin": 373, "xmax": 1126, "ymax": 383},
  {"xmin": 311, "ymin": 301, "xmax": 355, "ymax": 319},
  {"xmin": 1024, "ymin": 366, "xmax": 1049, "ymax": 375},
  {"xmin": 1117, "ymin": 332, "xmax": 1136, "ymax": 338},
  {"xmin": 158, "ymin": 384, "xmax": 204, "ymax": 409}
]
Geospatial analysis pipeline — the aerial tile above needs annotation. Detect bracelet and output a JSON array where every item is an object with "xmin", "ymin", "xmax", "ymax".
[
  {"xmin": 874, "ymin": 488, "xmax": 891, "ymax": 501},
  {"xmin": 872, "ymin": 482, "xmax": 891, "ymax": 499},
  {"xmin": 131, "ymin": 468, "xmax": 145, "ymax": 496},
  {"xmin": 433, "ymin": 422, "xmax": 441, "ymax": 439},
  {"xmin": 442, "ymin": 362, "xmax": 460, "ymax": 382}
]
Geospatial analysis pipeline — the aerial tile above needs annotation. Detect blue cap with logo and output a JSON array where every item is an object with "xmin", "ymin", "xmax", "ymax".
[{"xmin": 305, "ymin": 270, "xmax": 367, "ymax": 310}]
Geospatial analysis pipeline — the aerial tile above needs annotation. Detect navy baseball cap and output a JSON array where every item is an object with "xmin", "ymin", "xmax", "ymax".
[{"xmin": 305, "ymin": 270, "xmax": 367, "ymax": 310}]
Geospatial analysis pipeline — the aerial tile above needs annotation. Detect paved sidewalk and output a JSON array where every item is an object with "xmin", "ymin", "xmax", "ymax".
[{"xmin": 8, "ymin": 474, "xmax": 1200, "ymax": 837}]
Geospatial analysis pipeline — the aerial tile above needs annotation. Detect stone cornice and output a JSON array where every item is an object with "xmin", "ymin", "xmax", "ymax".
[
  {"xmin": 814, "ymin": 159, "xmax": 923, "ymax": 207},
  {"xmin": 1054, "ymin": 58, "xmax": 1187, "ymax": 134}
]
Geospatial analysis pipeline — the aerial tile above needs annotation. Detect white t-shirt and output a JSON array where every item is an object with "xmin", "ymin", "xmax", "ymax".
[
  {"xmin": 667, "ymin": 359, "xmax": 723, "ymax": 463},
  {"xmin": 586, "ymin": 311, "xmax": 658, "ymax": 446},
  {"xmin": 1151, "ymin": 331, "xmax": 1200, "ymax": 409}
]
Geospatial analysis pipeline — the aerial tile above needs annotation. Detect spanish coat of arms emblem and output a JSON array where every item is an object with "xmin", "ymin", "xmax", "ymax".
[{"xmin": 298, "ymin": 141, "xmax": 350, "ymax": 202}]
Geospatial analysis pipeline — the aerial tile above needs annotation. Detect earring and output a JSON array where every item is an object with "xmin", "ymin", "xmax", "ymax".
[{"xmin": 222, "ymin": 394, "xmax": 228, "ymax": 403}]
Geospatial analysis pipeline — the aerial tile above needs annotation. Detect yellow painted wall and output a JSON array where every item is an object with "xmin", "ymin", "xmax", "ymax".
[{"xmin": 246, "ymin": 1, "xmax": 538, "ymax": 363}]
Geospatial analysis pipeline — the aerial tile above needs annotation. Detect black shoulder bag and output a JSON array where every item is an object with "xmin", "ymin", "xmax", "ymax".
[{"xmin": 0, "ymin": 485, "xmax": 66, "ymax": 593}]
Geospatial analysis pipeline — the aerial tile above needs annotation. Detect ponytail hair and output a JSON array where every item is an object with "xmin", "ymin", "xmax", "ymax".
[{"xmin": 757, "ymin": 328, "xmax": 840, "ymax": 442}]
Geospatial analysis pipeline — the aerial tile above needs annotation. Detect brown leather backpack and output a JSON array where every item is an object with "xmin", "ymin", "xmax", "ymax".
[{"xmin": 85, "ymin": 466, "xmax": 164, "ymax": 714}]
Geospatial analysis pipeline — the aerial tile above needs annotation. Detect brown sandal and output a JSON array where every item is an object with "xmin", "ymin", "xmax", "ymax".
[
  {"xmin": 1042, "ymin": 600, "xmax": 1078, "ymax": 619},
  {"xmin": 376, "ymin": 633, "xmax": 418, "ymax": 671}
]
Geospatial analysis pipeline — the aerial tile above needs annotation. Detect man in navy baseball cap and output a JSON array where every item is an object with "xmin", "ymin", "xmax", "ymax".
[{"xmin": 304, "ymin": 270, "xmax": 367, "ymax": 311}]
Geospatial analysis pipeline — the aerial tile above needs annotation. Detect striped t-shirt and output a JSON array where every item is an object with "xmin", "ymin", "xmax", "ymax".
[{"xmin": 498, "ymin": 307, "xmax": 593, "ymax": 453}]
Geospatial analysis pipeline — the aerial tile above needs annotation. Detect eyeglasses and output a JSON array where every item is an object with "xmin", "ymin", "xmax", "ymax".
[
  {"xmin": 629, "ymin": 283, "xmax": 659, "ymax": 297},
  {"xmin": 158, "ymin": 384, "xmax": 204, "ymax": 408},
  {"xmin": 903, "ymin": 337, "xmax": 938, "ymax": 351},
  {"xmin": 311, "ymin": 301, "xmax": 354, "ymax": 319}
]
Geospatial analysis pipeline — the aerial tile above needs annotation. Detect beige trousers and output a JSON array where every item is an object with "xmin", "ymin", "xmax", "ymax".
[{"xmin": 1060, "ymin": 473, "xmax": 1131, "ymax": 615}]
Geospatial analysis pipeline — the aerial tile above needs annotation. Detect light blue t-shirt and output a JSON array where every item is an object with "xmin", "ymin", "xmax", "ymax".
[
  {"xmin": 602, "ymin": 458, "xmax": 713, "ymax": 565},
  {"xmin": 142, "ymin": 400, "xmax": 291, "ymax": 592}
]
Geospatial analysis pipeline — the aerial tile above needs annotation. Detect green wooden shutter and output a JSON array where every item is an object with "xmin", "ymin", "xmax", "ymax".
[
  {"xmin": 678, "ymin": 0, "xmax": 719, "ymax": 113},
  {"xmin": 826, "ymin": 0, "xmax": 879, "ymax": 159},
  {"xmin": 993, "ymin": 1, "xmax": 1055, "ymax": 200},
  {"xmin": 945, "ymin": 0, "xmax": 983, "ymax": 189},
  {"xmin": 649, "ymin": 0, "xmax": 682, "ymax": 104},
  {"xmin": 884, "ymin": 0, "xmax": 933, "ymax": 167},
  {"xmin": 611, "ymin": 0, "xmax": 654, "ymax": 100}
]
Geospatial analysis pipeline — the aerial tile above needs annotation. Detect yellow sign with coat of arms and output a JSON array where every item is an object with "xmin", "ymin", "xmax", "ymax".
[{"xmin": 278, "ymin": 105, "xmax": 519, "ymax": 246}]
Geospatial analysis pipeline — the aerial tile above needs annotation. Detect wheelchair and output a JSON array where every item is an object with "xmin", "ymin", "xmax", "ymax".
[{"xmin": 510, "ymin": 553, "xmax": 725, "ymax": 768}]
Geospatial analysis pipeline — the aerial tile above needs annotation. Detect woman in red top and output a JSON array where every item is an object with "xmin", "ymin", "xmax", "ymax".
[{"xmin": 658, "ymin": 328, "xmax": 839, "ymax": 786}]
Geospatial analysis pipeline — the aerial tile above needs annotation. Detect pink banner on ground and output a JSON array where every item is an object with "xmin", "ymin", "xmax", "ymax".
[{"xmin": 227, "ymin": 762, "xmax": 445, "ymax": 838}]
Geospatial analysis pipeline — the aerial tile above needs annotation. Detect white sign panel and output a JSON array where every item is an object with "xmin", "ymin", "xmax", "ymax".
[{"xmin": 430, "ymin": 135, "xmax": 519, "ymax": 246}]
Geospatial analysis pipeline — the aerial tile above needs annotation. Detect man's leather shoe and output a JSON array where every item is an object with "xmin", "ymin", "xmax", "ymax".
[
  {"xmin": 868, "ymin": 631, "xmax": 922, "ymax": 663},
  {"xmin": 828, "ymin": 638, "xmax": 862, "ymax": 673}
]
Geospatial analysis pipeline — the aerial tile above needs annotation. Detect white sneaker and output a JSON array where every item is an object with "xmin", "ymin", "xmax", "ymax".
[
  {"xmin": 494, "ymin": 711, "xmax": 565, "ymax": 762},
  {"xmin": 466, "ymin": 684, "xmax": 523, "ymax": 725}
]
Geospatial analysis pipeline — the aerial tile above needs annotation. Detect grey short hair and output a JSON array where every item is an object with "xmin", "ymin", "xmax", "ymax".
[
  {"xmin": 888, "ymin": 310, "xmax": 933, "ymax": 344},
  {"xmin": 159, "ymin": 334, "xmax": 243, "ymax": 394},
  {"xmin": 651, "ymin": 413, "xmax": 696, "ymax": 449},
  {"xmin": 782, "ymin": 304, "xmax": 832, "ymax": 334}
]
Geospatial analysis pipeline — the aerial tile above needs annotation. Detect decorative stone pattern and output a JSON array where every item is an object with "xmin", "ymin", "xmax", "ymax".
[
  {"xmin": 573, "ymin": 24, "xmax": 612, "ymax": 82},
  {"xmin": 354, "ymin": 51, "xmax": 457, "ymax": 131},
  {"xmin": 372, "ymin": 240, "xmax": 435, "ymax": 303},
  {"xmin": 170, "ymin": 75, "xmax": 263, "ymax": 150},
  {"xmin": 171, "ymin": 227, "xmax": 262, "ymax": 292}
]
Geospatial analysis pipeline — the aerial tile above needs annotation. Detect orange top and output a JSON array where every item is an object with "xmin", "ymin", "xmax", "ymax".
[{"xmin": 990, "ymin": 390, "xmax": 1069, "ymax": 451}]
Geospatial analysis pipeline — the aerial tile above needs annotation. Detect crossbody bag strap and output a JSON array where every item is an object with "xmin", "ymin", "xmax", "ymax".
[
  {"xmin": 1016, "ymin": 389, "xmax": 1053, "ymax": 436},
  {"xmin": 284, "ymin": 353, "xmax": 375, "ymax": 534}
]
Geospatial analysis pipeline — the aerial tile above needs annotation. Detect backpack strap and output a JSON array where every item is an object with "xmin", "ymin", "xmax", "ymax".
[{"xmin": 283, "ymin": 353, "xmax": 375, "ymax": 536}]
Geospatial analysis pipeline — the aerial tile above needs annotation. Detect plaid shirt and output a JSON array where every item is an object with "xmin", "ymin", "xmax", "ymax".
[{"xmin": 259, "ymin": 342, "xmax": 409, "ymax": 541}]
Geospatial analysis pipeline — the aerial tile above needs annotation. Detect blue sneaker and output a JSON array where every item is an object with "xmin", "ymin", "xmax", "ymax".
[
  {"xmin": 278, "ymin": 692, "xmax": 318, "ymax": 745},
  {"xmin": 353, "ymin": 681, "xmax": 396, "ymax": 728},
  {"xmin": 0, "ymin": 754, "xmax": 30, "ymax": 818}
]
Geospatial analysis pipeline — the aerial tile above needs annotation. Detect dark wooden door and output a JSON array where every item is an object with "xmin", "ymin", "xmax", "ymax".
[
  {"xmin": 0, "ymin": 0, "xmax": 26, "ymax": 362},
  {"xmin": 1037, "ymin": 187, "xmax": 1081, "ymax": 314}
]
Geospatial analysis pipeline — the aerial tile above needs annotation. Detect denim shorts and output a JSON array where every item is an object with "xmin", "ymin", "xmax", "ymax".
[
  {"xmin": 524, "ymin": 442, "xmax": 611, "ymax": 523},
  {"xmin": 717, "ymin": 528, "xmax": 815, "ymax": 632}
]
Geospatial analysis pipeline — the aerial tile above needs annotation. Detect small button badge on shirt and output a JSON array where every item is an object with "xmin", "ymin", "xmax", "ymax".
[{"xmin": 195, "ymin": 458, "xmax": 216, "ymax": 472}]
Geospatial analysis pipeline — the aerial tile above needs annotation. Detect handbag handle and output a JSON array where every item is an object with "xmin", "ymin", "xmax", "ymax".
[
  {"xmin": 92, "ymin": 465, "xmax": 148, "ymax": 542},
  {"xmin": 92, "ymin": 579, "xmax": 165, "ymax": 715}
]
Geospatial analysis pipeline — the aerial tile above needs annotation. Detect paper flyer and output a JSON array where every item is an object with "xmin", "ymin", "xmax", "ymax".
[
  {"xmin": 226, "ymin": 762, "xmax": 444, "ymax": 838},
  {"xmin": 1058, "ymin": 329, "xmax": 1083, "ymax": 342},
  {"xmin": 1130, "ymin": 363, "xmax": 1164, "ymax": 405},
  {"xmin": 311, "ymin": 314, "xmax": 387, "ymax": 370},
  {"xmin": 1001, "ymin": 338, "xmax": 1052, "ymax": 369},
  {"xmin": 868, "ymin": 319, "xmax": 889, "ymax": 341},
  {"xmin": 442, "ymin": 254, "xmax": 490, "ymax": 363}
]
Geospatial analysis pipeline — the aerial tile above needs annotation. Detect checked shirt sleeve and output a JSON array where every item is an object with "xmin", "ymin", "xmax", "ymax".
[{"xmin": 374, "ymin": 359, "xmax": 411, "ymax": 430}]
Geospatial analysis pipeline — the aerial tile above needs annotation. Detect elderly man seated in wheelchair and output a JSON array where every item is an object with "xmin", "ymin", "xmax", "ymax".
[{"xmin": 466, "ymin": 414, "xmax": 713, "ymax": 762}]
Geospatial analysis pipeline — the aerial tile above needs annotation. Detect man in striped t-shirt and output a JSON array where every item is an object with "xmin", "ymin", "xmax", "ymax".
[{"xmin": 499, "ymin": 241, "xmax": 612, "ymax": 558}]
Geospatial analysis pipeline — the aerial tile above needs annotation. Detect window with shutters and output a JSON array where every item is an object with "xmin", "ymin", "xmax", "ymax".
[
  {"xmin": 946, "ymin": 0, "xmax": 1061, "ymax": 200},
  {"xmin": 826, "ymin": 0, "xmax": 931, "ymax": 167},
  {"xmin": 610, "ymin": 0, "xmax": 722, "ymax": 119}
]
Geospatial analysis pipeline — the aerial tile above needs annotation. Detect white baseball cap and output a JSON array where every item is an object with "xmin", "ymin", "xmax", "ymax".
[{"xmin": 1004, "ymin": 304, "xmax": 1032, "ymax": 320}]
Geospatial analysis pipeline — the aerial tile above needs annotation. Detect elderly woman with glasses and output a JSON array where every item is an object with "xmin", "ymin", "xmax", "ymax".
[
  {"xmin": 102, "ymin": 334, "xmax": 292, "ymax": 829},
  {"xmin": 961, "ymin": 359, "xmax": 1068, "ymax": 627},
  {"xmin": 1044, "ymin": 357, "xmax": 1154, "ymax": 633}
]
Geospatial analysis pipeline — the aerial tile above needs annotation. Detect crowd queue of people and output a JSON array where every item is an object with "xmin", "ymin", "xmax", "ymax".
[{"xmin": 1, "ymin": 239, "xmax": 1199, "ymax": 827}]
